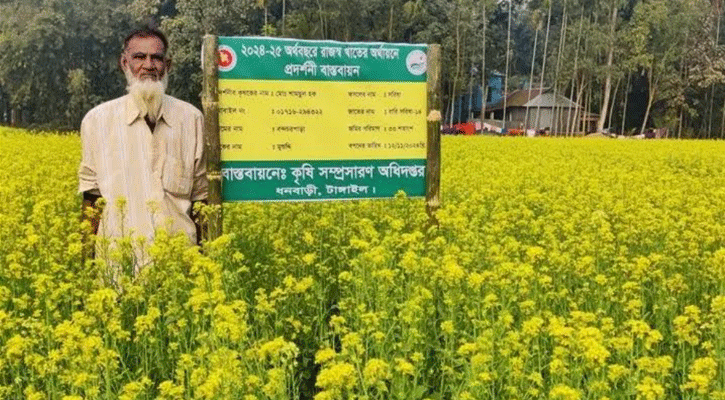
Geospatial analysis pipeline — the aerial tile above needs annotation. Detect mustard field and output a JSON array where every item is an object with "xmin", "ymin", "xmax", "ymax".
[{"xmin": 2, "ymin": 128, "xmax": 725, "ymax": 400}]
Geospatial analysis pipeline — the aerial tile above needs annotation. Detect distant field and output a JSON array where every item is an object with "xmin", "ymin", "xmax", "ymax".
[{"xmin": 2, "ymin": 128, "xmax": 725, "ymax": 399}]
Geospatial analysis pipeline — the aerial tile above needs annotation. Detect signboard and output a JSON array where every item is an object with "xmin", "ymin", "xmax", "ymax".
[{"xmin": 217, "ymin": 37, "xmax": 428, "ymax": 201}]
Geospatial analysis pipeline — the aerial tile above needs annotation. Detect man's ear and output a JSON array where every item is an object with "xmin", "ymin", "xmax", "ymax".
[
  {"xmin": 118, "ymin": 53, "xmax": 128, "ymax": 72},
  {"xmin": 165, "ymin": 58, "xmax": 172, "ymax": 73}
]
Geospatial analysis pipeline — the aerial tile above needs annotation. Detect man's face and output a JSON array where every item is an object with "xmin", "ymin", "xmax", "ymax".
[{"xmin": 121, "ymin": 36, "xmax": 170, "ymax": 81}]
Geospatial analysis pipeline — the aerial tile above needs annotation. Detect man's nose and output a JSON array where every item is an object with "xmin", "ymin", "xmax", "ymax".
[{"xmin": 142, "ymin": 56, "xmax": 155, "ymax": 70}]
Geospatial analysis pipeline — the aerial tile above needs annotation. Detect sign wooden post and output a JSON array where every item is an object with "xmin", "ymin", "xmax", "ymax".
[
  {"xmin": 426, "ymin": 44, "xmax": 442, "ymax": 224},
  {"xmin": 202, "ymin": 34, "xmax": 223, "ymax": 240}
]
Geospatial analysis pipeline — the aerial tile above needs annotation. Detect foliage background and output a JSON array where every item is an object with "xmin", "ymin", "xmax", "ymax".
[{"xmin": 2, "ymin": 0, "xmax": 725, "ymax": 137}]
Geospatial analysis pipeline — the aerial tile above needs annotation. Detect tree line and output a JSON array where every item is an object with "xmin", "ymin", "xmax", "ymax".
[{"xmin": 1, "ymin": 0, "xmax": 724, "ymax": 138}]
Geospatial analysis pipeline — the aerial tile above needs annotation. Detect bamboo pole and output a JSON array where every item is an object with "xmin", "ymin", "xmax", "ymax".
[
  {"xmin": 426, "ymin": 44, "xmax": 442, "ymax": 225},
  {"xmin": 202, "ymin": 34, "xmax": 223, "ymax": 240}
]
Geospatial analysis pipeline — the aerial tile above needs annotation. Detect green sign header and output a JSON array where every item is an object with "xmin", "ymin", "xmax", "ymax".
[{"xmin": 218, "ymin": 37, "xmax": 428, "ymax": 82}]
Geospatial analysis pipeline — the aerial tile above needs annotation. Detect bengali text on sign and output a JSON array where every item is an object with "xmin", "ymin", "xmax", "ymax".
[{"xmin": 216, "ymin": 36, "xmax": 428, "ymax": 201}]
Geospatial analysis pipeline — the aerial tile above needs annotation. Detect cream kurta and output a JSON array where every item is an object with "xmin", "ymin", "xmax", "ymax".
[{"xmin": 79, "ymin": 94, "xmax": 208, "ymax": 264}]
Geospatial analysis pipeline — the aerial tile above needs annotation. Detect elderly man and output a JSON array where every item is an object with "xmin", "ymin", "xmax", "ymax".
[{"xmin": 79, "ymin": 27, "xmax": 207, "ymax": 269}]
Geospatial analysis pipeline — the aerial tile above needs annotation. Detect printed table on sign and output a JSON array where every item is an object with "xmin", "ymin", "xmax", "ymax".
[{"xmin": 217, "ymin": 37, "xmax": 428, "ymax": 201}]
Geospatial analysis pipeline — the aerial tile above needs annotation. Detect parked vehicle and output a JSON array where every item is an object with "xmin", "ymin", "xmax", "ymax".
[{"xmin": 441, "ymin": 122, "xmax": 476, "ymax": 135}]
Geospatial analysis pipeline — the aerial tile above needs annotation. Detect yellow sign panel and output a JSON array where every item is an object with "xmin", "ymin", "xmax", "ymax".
[{"xmin": 219, "ymin": 80, "xmax": 427, "ymax": 161}]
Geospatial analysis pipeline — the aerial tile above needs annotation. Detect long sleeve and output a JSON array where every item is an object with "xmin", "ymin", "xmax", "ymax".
[
  {"xmin": 78, "ymin": 114, "xmax": 100, "ymax": 195},
  {"xmin": 190, "ymin": 111, "xmax": 208, "ymax": 202}
]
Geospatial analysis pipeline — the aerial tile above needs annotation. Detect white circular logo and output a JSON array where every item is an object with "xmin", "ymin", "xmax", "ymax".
[
  {"xmin": 406, "ymin": 50, "xmax": 427, "ymax": 76},
  {"xmin": 218, "ymin": 45, "xmax": 237, "ymax": 72}
]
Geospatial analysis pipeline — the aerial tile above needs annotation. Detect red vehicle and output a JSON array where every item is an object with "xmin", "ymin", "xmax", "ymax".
[{"xmin": 453, "ymin": 122, "xmax": 476, "ymax": 135}]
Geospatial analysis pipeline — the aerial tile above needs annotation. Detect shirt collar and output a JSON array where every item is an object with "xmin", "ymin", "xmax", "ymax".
[{"xmin": 125, "ymin": 94, "xmax": 172, "ymax": 127}]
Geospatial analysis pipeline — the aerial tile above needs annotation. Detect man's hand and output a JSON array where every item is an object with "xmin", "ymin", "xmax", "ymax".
[
  {"xmin": 81, "ymin": 191, "xmax": 103, "ymax": 261},
  {"xmin": 191, "ymin": 200, "xmax": 208, "ymax": 245}
]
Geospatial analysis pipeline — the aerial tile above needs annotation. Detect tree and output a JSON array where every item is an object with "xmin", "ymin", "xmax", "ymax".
[
  {"xmin": 0, "ymin": 0, "xmax": 133, "ymax": 127},
  {"xmin": 533, "ymin": 0, "xmax": 552, "ymax": 130},
  {"xmin": 628, "ymin": 0, "xmax": 724, "ymax": 136},
  {"xmin": 480, "ymin": 0, "xmax": 491, "ymax": 121},
  {"xmin": 595, "ymin": 0, "xmax": 622, "ymax": 133},
  {"xmin": 503, "ymin": 0, "xmax": 512, "ymax": 125},
  {"xmin": 551, "ymin": 0, "xmax": 568, "ymax": 134},
  {"xmin": 524, "ymin": 9, "xmax": 541, "ymax": 130},
  {"xmin": 160, "ymin": 0, "xmax": 256, "ymax": 108}
]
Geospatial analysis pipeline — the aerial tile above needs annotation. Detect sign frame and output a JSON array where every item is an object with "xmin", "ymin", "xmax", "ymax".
[{"xmin": 201, "ymin": 35, "xmax": 441, "ymax": 237}]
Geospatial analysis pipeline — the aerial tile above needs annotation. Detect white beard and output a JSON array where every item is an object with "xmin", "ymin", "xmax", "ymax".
[{"xmin": 125, "ymin": 69, "xmax": 167, "ymax": 123}]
